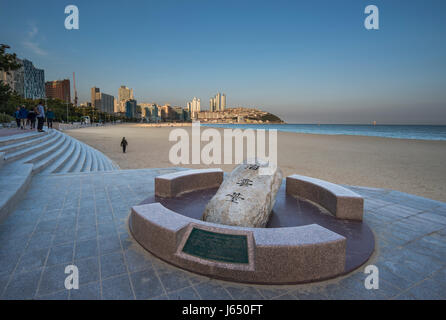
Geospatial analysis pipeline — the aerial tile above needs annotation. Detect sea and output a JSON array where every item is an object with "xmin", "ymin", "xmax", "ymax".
[{"xmin": 201, "ymin": 124, "xmax": 446, "ymax": 141}]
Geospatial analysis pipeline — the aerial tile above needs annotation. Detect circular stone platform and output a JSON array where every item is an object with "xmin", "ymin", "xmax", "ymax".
[
  {"xmin": 129, "ymin": 169, "xmax": 375, "ymax": 284},
  {"xmin": 140, "ymin": 183, "xmax": 375, "ymax": 275}
]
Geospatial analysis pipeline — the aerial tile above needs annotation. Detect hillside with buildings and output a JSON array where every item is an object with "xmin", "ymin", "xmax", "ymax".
[{"xmin": 196, "ymin": 107, "xmax": 284, "ymax": 124}]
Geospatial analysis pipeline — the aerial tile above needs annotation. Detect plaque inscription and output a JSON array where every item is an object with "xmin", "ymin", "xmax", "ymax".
[{"xmin": 182, "ymin": 228, "xmax": 249, "ymax": 264}]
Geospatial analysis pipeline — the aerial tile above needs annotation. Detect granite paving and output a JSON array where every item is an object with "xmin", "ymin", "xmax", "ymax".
[{"xmin": 0, "ymin": 168, "xmax": 445, "ymax": 300}]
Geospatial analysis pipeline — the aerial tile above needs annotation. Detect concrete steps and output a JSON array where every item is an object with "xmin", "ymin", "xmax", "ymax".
[
  {"xmin": 71, "ymin": 142, "xmax": 87, "ymax": 172},
  {"xmin": 54, "ymin": 139, "xmax": 81, "ymax": 173},
  {"xmin": 0, "ymin": 129, "xmax": 119, "ymax": 222},
  {"xmin": 100, "ymin": 152, "xmax": 114, "ymax": 171},
  {"xmin": 37, "ymin": 138, "xmax": 74, "ymax": 174},
  {"xmin": 82, "ymin": 147, "xmax": 93, "ymax": 172},
  {"xmin": 97, "ymin": 153, "xmax": 105, "ymax": 171},
  {"xmin": 0, "ymin": 152, "xmax": 4, "ymax": 169},
  {"xmin": 0, "ymin": 132, "xmax": 51, "ymax": 154},
  {"xmin": 90, "ymin": 147, "xmax": 99, "ymax": 171},
  {"xmin": 0, "ymin": 131, "xmax": 45, "ymax": 147},
  {"xmin": 19, "ymin": 132, "xmax": 66, "ymax": 165},
  {"xmin": 3, "ymin": 131, "xmax": 59, "ymax": 162}
]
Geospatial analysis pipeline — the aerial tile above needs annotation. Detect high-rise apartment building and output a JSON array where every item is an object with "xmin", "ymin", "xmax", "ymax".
[
  {"xmin": 118, "ymin": 85, "xmax": 133, "ymax": 103},
  {"xmin": 45, "ymin": 79, "xmax": 71, "ymax": 103},
  {"xmin": 91, "ymin": 87, "xmax": 101, "ymax": 109},
  {"xmin": 216, "ymin": 93, "xmax": 221, "ymax": 111},
  {"xmin": 140, "ymin": 103, "xmax": 159, "ymax": 122},
  {"xmin": 1, "ymin": 58, "xmax": 45, "ymax": 99},
  {"xmin": 1, "ymin": 62, "xmax": 24, "ymax": 96},
  {"xmin": 140, "ymin": 103, "xmax": 156, "ymax": 118},
  {"xmin": 221, "ymin": 94, "xmax": 226, "ymax": 111},
  {"xmin": 22, "ymin": 59, "xmax": 45, "ymax": 100},
  {"xmin": 145, "ymin": 104, "xmax": 160, "ymax": 122},
  {"xmin": 160, "ymin": 104, "xmax": 173, "ymax": 121},
  {"xmin": 117, "ymin": 100, "xmax": 126, "ymax": 113},
  {"xmin": 209, "ymin": 98, "xmax": 215, "ymax": 112},
  {"xmin": 114, "ymin": 98, "xmax": 119, "ymax": 113},
  {"xmin": 210, "ymin": 92, "xmax": 226, "ymax": 112},
  {"xmin": 101, "ymin": 93, "xmax": 114, "ymax": 114},
  {"xmin": 173, "ymin": 107, "xmax": 185, "ymax": 121},
  {"xmin": 90, "ymin": 87, "xmax": 115, "ymax": 114},
  {"xmin": 117, "ymin": 86, "xmax": 134, "ymax": 113},
  {"xmin": 187, "ymin": 97, "xmax": 201, "ymax": 118},
  {"xmin": 125, "ymin": 99, "xmax": 137, "ymax": 118}
]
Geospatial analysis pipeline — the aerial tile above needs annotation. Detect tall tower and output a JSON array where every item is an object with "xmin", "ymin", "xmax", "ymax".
[
  {"xmin": 118, "ymin": 85, "xmax": 133, "ymax": 102},
  {"xmin": 221, "ymin": 94, "xmax": 226, "ymax": 111},
  {"xmin": 91, "ymin": 87, "xmax": 101, "ymax": 109},
  {"xmin": 216, "ymin": 93, "xmax": 221, "ymax": 111},
  {"xmin": 73, "ymin": 72, "xmax": 78, "ymax": 106},
  {"xmin": 189, "ymin": 97, "xmax": 201, "ymax": 118}
]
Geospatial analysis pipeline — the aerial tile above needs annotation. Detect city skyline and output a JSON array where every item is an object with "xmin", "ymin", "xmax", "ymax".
[{"xmin": 1, "ymin": 0, "xmax": 445, "ymax": 124}]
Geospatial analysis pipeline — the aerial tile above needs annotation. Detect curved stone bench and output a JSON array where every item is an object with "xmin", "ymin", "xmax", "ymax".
[
  {"xmin": 130, "ymin": 202, "xmax": 346, "ymax": 284},
  {"xmin": 286, "ymin": 174, "xmax": 364, "ymax": 221},
  {"xmin": 129, "ymin": 169, "xmax": 374, "ymax": 283},
  {"xmin": 155, "ymin": 168, "xmax": 224, "ymax": 198}
]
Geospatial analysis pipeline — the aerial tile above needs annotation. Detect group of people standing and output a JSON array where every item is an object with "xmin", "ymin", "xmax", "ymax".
[{"xmin": 14, "ymin": 100, "xmax": 55, "ymax": 132}]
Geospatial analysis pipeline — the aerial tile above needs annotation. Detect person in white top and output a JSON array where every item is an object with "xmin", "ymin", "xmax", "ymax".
[{"xmin": 36, "ymin": 100, "xmax": 45, "ymax": 132}]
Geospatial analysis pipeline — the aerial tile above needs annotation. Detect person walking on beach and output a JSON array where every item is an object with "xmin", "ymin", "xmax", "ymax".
[
  {"xmin": 120, "ymin": 137, "xmax": 128, "ymax": 153},
  {"xmin": 14, "ymin": 106, "xmax": 20, "ymax": 128},
  {"xmin": 46, "ymin": 108, "xmax": 55, "ymax": 129},
  {"xmin": 18, "ymin": 105, "xmax": 28, "ymax": 129},
  {"xmin": 36, "ymin": 100, "xmax": 45, "ymax": 132}
]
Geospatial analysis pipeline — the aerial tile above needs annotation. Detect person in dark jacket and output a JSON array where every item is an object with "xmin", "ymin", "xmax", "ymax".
[
  {"xmin": 18, "ymin": 105, "xmax": 28, "ymax": 129},
  {"xmin": 46, "ymin": 108, "xmax": 55, "ymax": 129},
  {"xmin": 28, "ymin": 108, "xmax": 37, "ymax": 129},
  {"xmin": 120, "ymin": 137, "xmax": 128, "ymax": 153},
  {"xmin": 14, "ymin": 106, "xmax": 20, "ymax": 128}
]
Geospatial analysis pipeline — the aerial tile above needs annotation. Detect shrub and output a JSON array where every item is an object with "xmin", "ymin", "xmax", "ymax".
[{"xmin": 0, "ymin": 113, "xmax": 14, "ymax": 123}]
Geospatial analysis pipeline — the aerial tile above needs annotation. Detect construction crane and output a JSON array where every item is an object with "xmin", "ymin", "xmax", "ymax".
[{"xmin": 72, "ymin": 72, "xmax": 78, "ymax": 107}]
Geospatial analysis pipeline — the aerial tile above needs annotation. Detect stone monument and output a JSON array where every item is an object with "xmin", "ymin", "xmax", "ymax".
[{"xmin": 202, "ymin": 162, "xmax": 283, "ymax": 227}]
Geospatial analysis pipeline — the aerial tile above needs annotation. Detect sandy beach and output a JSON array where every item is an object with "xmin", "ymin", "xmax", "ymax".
[{"xmin": 66, "ymin": 124, "xmax": 446, "ymax": 202}]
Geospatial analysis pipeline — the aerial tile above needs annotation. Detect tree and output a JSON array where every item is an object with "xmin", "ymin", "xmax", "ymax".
[
  {"xmin": 0, "ymin": 82, "xmax": 13, "ymax": 112},
  {"xmin": 0, "ymin": 44, "xmax": 22, "ymax": 114},
  {"xmin": 3, "ymin": 89, "xmax": 22, "ymax": 115},
  {"xmin": 0, "ymin": 44, "xmax": 21, "ymax": 73}
]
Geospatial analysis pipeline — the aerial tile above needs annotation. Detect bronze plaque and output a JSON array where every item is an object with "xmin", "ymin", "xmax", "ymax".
[{"xmin": 182, "ymin": 228, "xmax": 249, "ymax": 264}]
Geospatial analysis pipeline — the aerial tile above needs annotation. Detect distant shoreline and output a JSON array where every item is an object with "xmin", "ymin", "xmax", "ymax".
[
  {"xmin": 200, "ymin": 123, "xmax": 446, "ymax": 141},
  {"xmin": 130, "ymin": 122, "xmax": 446, "ymax": 141}
]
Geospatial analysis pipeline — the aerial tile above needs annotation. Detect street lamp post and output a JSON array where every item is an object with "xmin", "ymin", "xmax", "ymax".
[{"xmin": 66, "ymin": 95, "xmax": 69, "ymax": 123}]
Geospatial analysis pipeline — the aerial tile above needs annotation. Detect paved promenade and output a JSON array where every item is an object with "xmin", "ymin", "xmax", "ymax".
[
  {"xmin": 0, "ymin": 168, "xmax": 445, "ymax": 300},
  {"xmin": 0, "ymin": 128, "xmax": 26, "ymax": 138}
]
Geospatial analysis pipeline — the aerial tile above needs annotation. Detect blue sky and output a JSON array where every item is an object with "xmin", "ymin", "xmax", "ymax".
[{"xmin": 1, "ymin": 0, "xmax": 445, "ymax": 124}]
